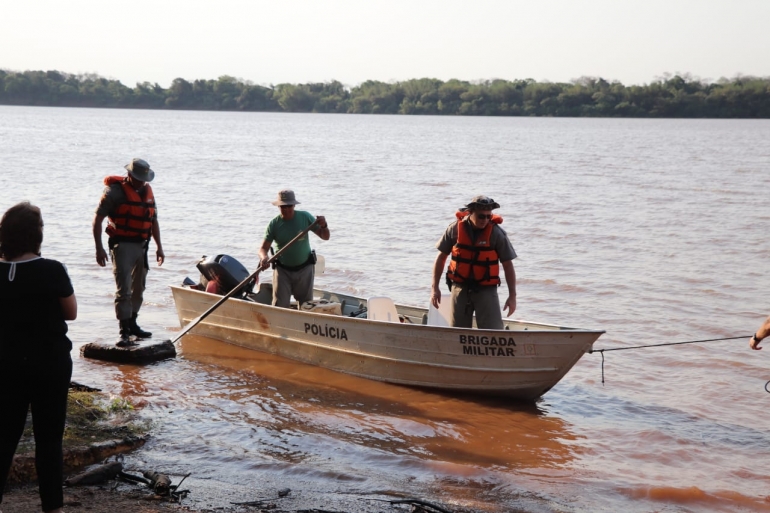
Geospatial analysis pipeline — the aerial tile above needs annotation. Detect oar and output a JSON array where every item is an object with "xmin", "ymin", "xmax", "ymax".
[{"xmin": 170, "ymin": 220, "xmax": 319, "ymax": 344}]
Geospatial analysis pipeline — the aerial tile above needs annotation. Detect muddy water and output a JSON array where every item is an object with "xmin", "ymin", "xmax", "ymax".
[{"xmin": 2, "ymin": 106, "xmax": 770, "ymax": 511}]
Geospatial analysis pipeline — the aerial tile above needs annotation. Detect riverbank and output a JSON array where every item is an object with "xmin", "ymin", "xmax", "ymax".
[
  {"xmin": 1, "ymin": 484, "xmax": 190, "ymax": 513},
  {"xmin": 2, "ymin": 480, "xmax": 488, "ymax": 513},
  {"xmin": 6, "ymin": 384, "xmax": 147, "ymax": 486},
  {"xmin": 2, "ymin": 385, "xmax": 482, "ymax": 513}
]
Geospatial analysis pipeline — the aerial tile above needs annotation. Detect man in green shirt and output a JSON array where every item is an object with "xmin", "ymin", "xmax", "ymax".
[{"xmin": 258, "ymin": 190, "xmax": 330, "ymax": 308}]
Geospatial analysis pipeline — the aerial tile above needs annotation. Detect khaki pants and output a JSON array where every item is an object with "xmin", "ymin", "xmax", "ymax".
[
  {"xmin": 110, "ymin": 241, "xmax": 147, "ymax": 321},
  {"xmin": 450, "ymin": 284, "xmax": 503, "ymax": 330},
  {"xmin": 272, "ymin": 264, "xmax": 314, "ymax": 308}
]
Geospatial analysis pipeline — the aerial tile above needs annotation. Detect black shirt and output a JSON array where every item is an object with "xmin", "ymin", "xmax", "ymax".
[{"xmin": 0, "ymin": 257, "xmax": 74, "ymax": 360}]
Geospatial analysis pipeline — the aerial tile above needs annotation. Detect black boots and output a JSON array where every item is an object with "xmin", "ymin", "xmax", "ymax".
[
  {"xmin": 116, "ymin": 314, "xmax": 152, "ymax": 347},
  {"xmin": 130, "ymin": 313, "xmax": 152, "ymax": 338},
  {"xmin": 116, "ymin": 319, "xmax": 135, "ymax": 347}
]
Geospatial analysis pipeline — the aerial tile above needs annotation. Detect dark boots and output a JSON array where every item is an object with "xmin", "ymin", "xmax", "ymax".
[
  {"xmin": 116, "ymin": 315, "xmax": 151, "ymax": 347},
  {"xmin": 130, "ymin": 313, "xmax": 152, "ymax": 338},
  {"xmin": 116, "ymin": 319, "xmax": 135, "ymax": 347}
]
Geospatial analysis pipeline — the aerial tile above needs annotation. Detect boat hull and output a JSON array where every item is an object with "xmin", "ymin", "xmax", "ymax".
[{"xmin": 170, "ymin": 286, "xmax": 603, "ymax": 400}]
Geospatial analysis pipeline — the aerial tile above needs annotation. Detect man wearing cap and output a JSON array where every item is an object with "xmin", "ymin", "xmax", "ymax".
[
  {"xmin": 431, "ymin": 195, "xmax": 517, "ymax": 329},
  {"xmin": 93, "ymin": 158, "xmax": 165, "ymax": 346},
  {"xmin": 258, "ymin": 190, "xmax": 329, "ymax": 308}
]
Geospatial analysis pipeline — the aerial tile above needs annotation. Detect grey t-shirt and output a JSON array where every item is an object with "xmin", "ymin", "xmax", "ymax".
[{"xmin": 436, "ymin": 220, "xmax": 517, "ymax": 262}]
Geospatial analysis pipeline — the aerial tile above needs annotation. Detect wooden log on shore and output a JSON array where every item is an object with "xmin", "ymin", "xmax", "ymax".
[
  {"xmin": 8, "ymin": 436, "xmax": 146, "ymax": 485},
  {"xmin": 142, "ymin": 471, "xmax": 172, "ymax": 495},
  {"xmin": 64, "ymin": 460, "xmax": 123, "ymax": 486},
  {"xmin": 80, "ymin": 340, "xmax": 176, "ymax": 364}
]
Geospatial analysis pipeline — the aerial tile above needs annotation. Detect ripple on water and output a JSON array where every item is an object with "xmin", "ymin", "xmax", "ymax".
[{"xmin": 4, "ymin": 109, "xmax": 770, "ymax": 512}]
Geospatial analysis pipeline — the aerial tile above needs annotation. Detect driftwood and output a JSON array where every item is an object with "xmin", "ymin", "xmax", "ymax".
[
  {"xmin": 390, "ymin": 499, "xmax": 454, "ymax": 513},
  {"xmin": 368, "ymin": 498, "xmax": 455, "ymax": 513},
  {"xmin": 119, "ymin": 469, "xmax": 190, "ymax": 503},
  {"xmin": 80, "ymin": 339, "xmax": 176, "ymax": 364},
  {"xmin": 64, "ymin": 460, "xmax": 123, "ymax": 486},
  {"xmin": 118, "ymin": 471, "xmax": 151, "ymax": 486},
  {"xmin": 9, "ymin": 436, "xmax": 145, "ymax": 485},
  {"xmin": 143, "ymin": 470, "xmax": 172, "ymax": 495}
]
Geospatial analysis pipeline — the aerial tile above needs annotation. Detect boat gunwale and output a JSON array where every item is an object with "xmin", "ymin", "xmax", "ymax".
[
  {"xmin": 311, "ymin": 287, "xmax": 605, "ymax": 333},
  {"xmin": 170, "ymin": 285, "xmax": 606, "ymax": 336}
]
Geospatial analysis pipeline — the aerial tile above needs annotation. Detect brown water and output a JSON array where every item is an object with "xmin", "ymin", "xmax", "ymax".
[{"xmin": 2, "ymin": 106, "xmax": 770, "ymax": 511}]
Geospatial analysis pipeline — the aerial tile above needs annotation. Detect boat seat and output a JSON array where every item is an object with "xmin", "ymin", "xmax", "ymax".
[
  {"xmin": 367, "ymin": 296, "xmax": 399, "ymax": 322},
  {"xmin": 252, "ymin": 282, "xmax": 273, "ymax": 305},
  {"xmin": 427, "ymin": 299, "xmax": 451, "ymax": 327}
]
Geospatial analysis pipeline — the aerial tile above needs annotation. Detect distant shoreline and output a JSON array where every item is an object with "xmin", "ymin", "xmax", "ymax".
[{"xmin": 2, "ymin": 69, "xmax": 768, "ymax": 118}]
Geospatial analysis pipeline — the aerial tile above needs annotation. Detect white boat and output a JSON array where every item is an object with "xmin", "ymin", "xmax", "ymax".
[{"xmin": 171, "ymin": 283, "xmax": 604, "ymax": 400}]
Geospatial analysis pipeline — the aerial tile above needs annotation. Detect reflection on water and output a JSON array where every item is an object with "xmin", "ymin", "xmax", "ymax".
[
  {"xmin": 179, "ymin": 335, "xmax": 580, "ymax": 472},
  {"xmin": 103, "ymin": 334, "xmax": 770, "ymax": 512},
  {"xmin": 114, "ymin": 364, "xmax": 150, "ymax": 406},
  {"xmin": 79, "ymin": 334, "xmax": 583, "ymax": 511}
]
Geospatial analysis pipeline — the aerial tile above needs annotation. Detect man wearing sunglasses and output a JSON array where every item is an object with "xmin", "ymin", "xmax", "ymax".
[
  {"xmin": 258, "ymin": 189, "xmax": 329, "ymax": 308},
  {"xmin": 431, "ymin": 195, "xmax": 517, "ymax": 329}
]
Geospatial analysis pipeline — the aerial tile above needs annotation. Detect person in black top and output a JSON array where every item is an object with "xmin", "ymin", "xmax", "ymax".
[{"xmin": 0, "ymin": 202, "xmax": 76, "ymax": 513}]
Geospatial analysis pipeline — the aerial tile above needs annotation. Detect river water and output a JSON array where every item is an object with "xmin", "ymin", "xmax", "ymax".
[{"xmin": 2, "ymin": 106, "xmax": 770, "ymax": 512}]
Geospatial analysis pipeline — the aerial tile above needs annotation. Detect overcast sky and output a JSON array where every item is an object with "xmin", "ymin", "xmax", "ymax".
[{"xmin": 2, "ymin": 0, "xmax": 768, "ymax": 88}]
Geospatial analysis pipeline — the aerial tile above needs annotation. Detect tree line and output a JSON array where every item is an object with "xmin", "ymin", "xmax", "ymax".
[{"xmin": 1, "ymin": 69, "xmax": 768, "ymax": 118}]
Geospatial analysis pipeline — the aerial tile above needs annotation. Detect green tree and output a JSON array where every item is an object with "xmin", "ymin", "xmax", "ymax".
[
  {"xmin": 165, "ymin": 78, "xmax": 194, "ymax": 108},
  {"xmin": 0, "ymin": 69, "xmax": 768, "ymax": 117},
  {"xmin": 274, "ymin": 84, "xmax": 316, "ymax": 112}
]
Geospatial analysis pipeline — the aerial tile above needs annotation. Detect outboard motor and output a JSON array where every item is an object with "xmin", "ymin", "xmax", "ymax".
[{"xmin": 196, "ymin": 254, "xmax": 255, "ymax": 298}]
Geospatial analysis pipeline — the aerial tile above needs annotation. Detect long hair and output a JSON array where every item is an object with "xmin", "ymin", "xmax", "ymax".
[{"xmin": 0, "ymin": 201, "xmax": 43, "ymax": 260}]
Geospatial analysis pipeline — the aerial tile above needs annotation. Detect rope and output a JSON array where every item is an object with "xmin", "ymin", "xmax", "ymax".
[
  {"xmin": 589, "ymin": 335, "xmax": 751, "ymax": 384},
  {"xmin": 589, "ymin": 335, "xmax": 748, "ymax": 353}
]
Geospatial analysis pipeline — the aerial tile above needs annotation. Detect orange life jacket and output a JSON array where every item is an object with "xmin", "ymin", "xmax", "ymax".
[
  {"xmin": 446, "ymin": 212, "xmax": 503, "ymax": 287},
  {"xmin": 103, "ymin": 176, "xmax": 156, "ymax": 240}
]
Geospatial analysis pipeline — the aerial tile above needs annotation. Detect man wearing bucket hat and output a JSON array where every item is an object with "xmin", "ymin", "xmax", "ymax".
[
  {"xmin": 92, "ymin": 158, "xmax": 165, "ymax": 346},
  {"xmin": 431, "ymin": 195, "xmax": 517, "ymax": 329},
  {"xmin": 258, "ymin": 189, "xmax": 329, "ymax": 308}
]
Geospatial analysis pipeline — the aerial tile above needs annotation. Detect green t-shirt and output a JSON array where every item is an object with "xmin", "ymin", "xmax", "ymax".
[{"xmin": 264, "ymin": 210, "xmax": 316, "ymax": 267}]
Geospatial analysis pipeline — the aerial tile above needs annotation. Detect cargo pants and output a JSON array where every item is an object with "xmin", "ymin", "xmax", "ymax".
[
  {"xmin": 272, "ymin": 264, "xmax": 314, "ymax": 308},
  {"xmin": 449, "ymin": 284, "xmax": 504, "ymax": 330},
  {"xmin": 110, "ymin": 240, "xmax": 148, "ymax": 320}
]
